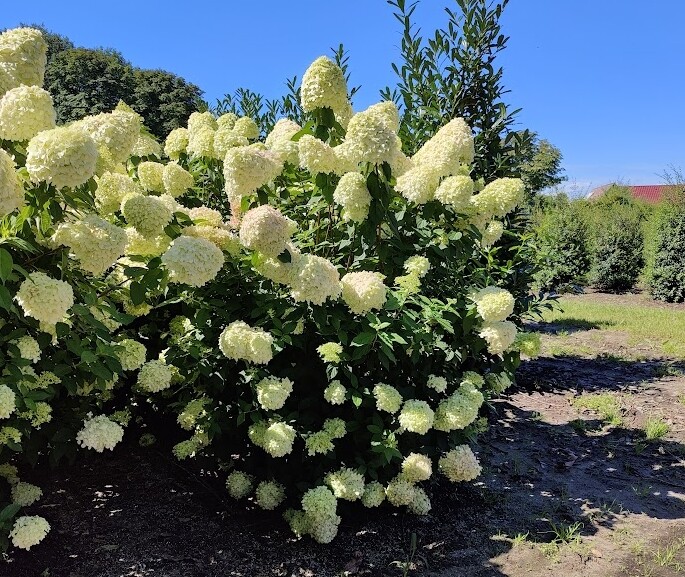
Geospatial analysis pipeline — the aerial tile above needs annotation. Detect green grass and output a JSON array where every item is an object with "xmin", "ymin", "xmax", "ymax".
[
  {"xmin": 572, "ymin": 393, "xmax": 623, "ymax": 426},
  {"xmin": 543, "ymin": 297, "xmax": 685, "ymax": 358},
  {"xmin": 643, "ymin": 416, "xmax": 670, "ymax": 441}
]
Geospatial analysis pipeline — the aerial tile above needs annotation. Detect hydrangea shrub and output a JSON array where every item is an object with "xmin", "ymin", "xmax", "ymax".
[{"xmin": 0, "ymin": 27, "xmax": 540, "ymax": 549}]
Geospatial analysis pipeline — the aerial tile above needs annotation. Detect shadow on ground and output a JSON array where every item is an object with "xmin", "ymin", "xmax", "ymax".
[{"xmin": 2, "ymin": 354, "xmax": 684, "ymax": 577}]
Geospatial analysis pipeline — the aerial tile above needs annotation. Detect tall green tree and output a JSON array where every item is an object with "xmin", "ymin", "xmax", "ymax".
[
  {"xmin": 518, "ymin": 134, "xmax": 566, "ymax": 198},
  {"xmin": 131, "ymin": 69, "xmax": 203, "ymax": 138},
  {"xmin": 24, "ymin": 25, "xmax": 203, "ymax": 139},
  {"xmin": 44, "ymin": 47, "xmax": 137, "ymax": 123},
  {"xmin": 382, "ymin": 0, "xmax": 533, "ymax": 182}
]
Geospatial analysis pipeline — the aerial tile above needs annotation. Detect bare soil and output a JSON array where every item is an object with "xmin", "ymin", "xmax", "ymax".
[{"xmin": 3, "ymin": 293, "xmax": 685, "ymax": 577}]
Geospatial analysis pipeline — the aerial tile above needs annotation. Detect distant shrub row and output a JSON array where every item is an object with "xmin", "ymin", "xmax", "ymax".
[{"xmin": 531, "ymin": 185, "xmax": 685, "ymax": 302}]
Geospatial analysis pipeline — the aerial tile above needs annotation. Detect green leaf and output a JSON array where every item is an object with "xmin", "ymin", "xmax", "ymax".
[
  {"xmin": 129, "ymin": 281, "xmax": 146, "ymax": 306},
  {"xmin": 0, "ymin": 248, "xmax": 12, "ymax": 283},
  {"xmin": 0, "ymin": 285, "xmax": 12, "ymax": 311},
  {"xmin": 352, "ymin": 331, "xmax": 375, "ymax": 346}
]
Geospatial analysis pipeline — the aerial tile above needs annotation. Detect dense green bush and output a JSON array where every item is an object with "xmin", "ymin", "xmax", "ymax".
[
  {"xmin": 646, "ymin": 201, "xmax": 685, "ymax": 302},
  {"xmin": 0, "ymin": 15, "xmax": 542, "ymax": 551},
  {"xmin": 586, "ymin": 188, "xmax": 647, "ymax": 292},
  {"xmin": 532, "ymin": 197, "xmax": 591, "ymax": 292},
  {"xmin": 590, "ymin": 207, "xmax": 644, "ymax": 292}
]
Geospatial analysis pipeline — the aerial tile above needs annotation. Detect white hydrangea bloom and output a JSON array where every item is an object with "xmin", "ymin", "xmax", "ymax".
[
  {"xmin": 12, "ymin": 335, "xmax": 41, "ymax": 363},
  {"xmin": 11, "ymin": 482, "xmax": 42, "ymax": 506},
  {"xmin": 9, "ymin": 515, "xmax": 50, "ymax": 550},
  {"xmin": 470, "ymin": 177, "xmax": 524, "ymax": 218},
  {"xmin": 325, "ymin": 468, "xmax": 365, "ymax": 501},
  {"xmin": 434, "ymin": 382, "xmax": 484, "ymax": 432},
  {"xmin": 426, "ymin": 374, "xmax": 447, "ymax": 393},
  {"xmin": 255, "ymin": 480, "xmax": 286, "ymax": 510},
  {"xmin": 408, "ymin": 486, "xmax": 431, "ymax": 515},
  {"xmin": 439, "ymin": 445, "xmax": 482, "ymax": 482},
  {"xmin": 265, "ymin": 118, "xmax": 301, "ymax": 165},
  {"xmin": 182, "ymin": 225, "xmax": 240, "ymax": 254},
  {"xmin": 481, "ymin": 220, "xmax": 504, "ymax": 248},
  {"xmin": 472, "ymin": 286, "xmax": 515, "ymax": 322},
  {"xmin": 76, "ymin": 109, "xmax": 140, "ymax": 164},
  {"xmin": 137, "ymin": 359, "xmax": 174, "ymax": 393},
  {"xmin": 361, "ymin": 481, "xmax": 386, "ymax": 508},
  {"xmin": 434, "ymin": 174, "xmax": 474, "ymax": 210},
  {"xmin": 162, "ymin": 236, "xmax": 225, "ymax": 287},
  {"xmin": 239, "ymin": 205, "xmax": 295, "ymax": 257},
  {"xmin": 398, "ymin": 399, "xmax": 434, "ymax": 434},
  {"xmin": 0, "ymin": 148, "xmax": 23, "ymax": 216},
  {"xmin": 124, "ymin": 227, "xmax": 171, "ymax": 257},
  {"xmin": 219, "ymin": 321, "xmax": 274, "ymax": 365},
  {"xmin": 214, "ymin": 127, "xmax": 249, "ymax": 159},
  {"xmin": 0, "ymin": 27, "xmax": 48, "ymax": 90},
  {"xmin": 298, "ymin": 135, "xmax": 341, "ymax": 175},
  {"xmin": 401, "ymin": 453, "xmax": 433, "ymax": 483},
  {"xmin": 95, "ymin": 172, "xmax": 144, "ymax": 215},
  {"xmin": 386, "ymin": 476, "xmax": 415, "ymax": 506},
  {"xmin": 164, "ymin": 127, "xmax": 189, "ymax": 160},
  {"xmin": 54, "ymin": 214, "xmax": 127, "ymax": 276},
  {"xmin": 15, "ymin": 272, "xmax": 73, "ymax": 325},
  {"xmin": 76, "ymin": 415, "xmax": 124, "ymax": 452},
  {"xmin": 403, "ymin": 256, "xmax": 430, "ymax": 278},
  {"xmin": 116, "ymin": 339, "xmax": 147, "ymax": 371},
  {"xmin": 333, "ymin": 172, "xmax": 371, "ymax": 222},
  {"xmin": 255, "ymin": 376, "xmax": 294, "ymax": 410},
  {"xmin": 323, "ymin": 380, "xmax": 346, "ymax": 405},
  {"xmin": 341, "ymin": 271, "xmax": 387, "ymax": 315},
  {"xmin": 232, "ymin": 116, "xmax": 260, "ymax": 140},
  {"xmin": 216, "ymin": 113, "xmax": 238, "ymax": 130},
  {"xmin": 373, "ymin": 383, "xmax": 403, "ymax": 414},
  {"xmin": 0, "ymin": 384, "xmax": 16, "ymax": 419},
  {"xmin": 262, "ymin": 421, "xmax": 296, "ymax": 457},
  {"xmin": 340, "ymin": 102, "xmax": 401, "ymax": 166},
  {"xmin": 187, "ymin": 206, "xmax": 224, "ymax": 227},
  {"xmin": 226, "ymin": 471, "xmax": 253, "ymax": 499},
  {"xmin": 411, "ymin": 117, "xmax": 474, "ymax": 178},
  {"xmin": 478, "ymin": 320, "xmax": 518, "ymax": 354},
  {"xmin": 122, "ymin": 194, "xmax": 173, "ymax": 238},
  {"xmin": 290, "ymin": 254, "xmax": 341, "ymax": 305},
  {"xmin": 0, "ymin": 85, "xmax": 55, "ymax": 141},
  {"xmin": 187, "ymin": 125, "xmax": 216, "ymax": 158},
  {"xmin": 26, "ymin": 125, "xmax": 98, "ymax": 189},
  {"xmin": 300, "ymin": 56, "xmax": 349, "ymax": 114},
  {"xmin": 137, "ymin": 161, "xmax": 165, "ymax": 193},
  {"xmin": 395, "ymin": 164, "xmax": 441, "ymax": 205},
  {"xmin": 223, "ymin": 145, "xmax": 283, "ymax": 202},
  {"xmin": 131, "ymin": 133, "xmax": 162, "ymax": 158}
]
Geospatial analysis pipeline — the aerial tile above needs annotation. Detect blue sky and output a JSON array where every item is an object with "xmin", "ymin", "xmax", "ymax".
[{"xmin": 3, "ymin": 1, "xmax": 684, "ymax": 195}]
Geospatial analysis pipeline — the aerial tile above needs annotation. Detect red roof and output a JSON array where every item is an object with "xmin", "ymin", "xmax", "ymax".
[{"xmin": 587, "ymin": 184, "xmax": 672, "ymax": 204}]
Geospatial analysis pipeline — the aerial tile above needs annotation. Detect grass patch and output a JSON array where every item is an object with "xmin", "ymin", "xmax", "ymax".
[
  {"xmin": 643, "ymin": 416, "xmax": 670, "ymax": 441},
  {"xmin": 572, "ymin": 393, "xmax": 623, "ymax": 426},
  {"xmin": 543, "ymin": 297, "xmax": 685, "ymax": 358}
]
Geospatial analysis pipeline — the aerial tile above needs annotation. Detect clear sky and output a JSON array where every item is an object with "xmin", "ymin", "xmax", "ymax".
[{"xmin": 3, "ymin": 1, "xmax": 684, "ymax": 195}]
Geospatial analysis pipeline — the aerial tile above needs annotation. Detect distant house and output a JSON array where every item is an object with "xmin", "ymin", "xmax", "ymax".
[{"xmin": 587, "ymin": 184, "xmax": 671, "ymax": 204}]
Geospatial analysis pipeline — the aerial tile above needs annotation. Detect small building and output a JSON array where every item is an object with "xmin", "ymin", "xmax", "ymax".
[{"xmin": 587, "ymin": 184, "xmax": 672, "ymax": 204}]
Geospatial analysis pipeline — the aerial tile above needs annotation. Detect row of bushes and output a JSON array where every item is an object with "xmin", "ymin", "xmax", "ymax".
[{"xmin": 531, "ymin": 185, "xmax": 685, "ymax": 301}]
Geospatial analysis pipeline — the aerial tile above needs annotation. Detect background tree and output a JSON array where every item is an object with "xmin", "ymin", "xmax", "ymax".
[
  {"xmin": 518, "ymin": 133, "xmax": 566, "ymax": 200},
  {"xmin": 131, "ymin": 69, "xmax": 203, "ymax": 138},
  {"xmin": 19, "ymin": 24, "xmax": 203, "ymax": 139},
  {"xmin": 44, "ymin": 48, "xmax": 137, "ymax": 123}
]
